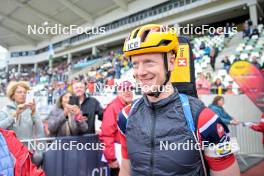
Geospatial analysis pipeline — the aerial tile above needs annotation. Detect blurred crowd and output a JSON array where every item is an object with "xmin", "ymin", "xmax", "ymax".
[
  {"xmin": 0, "ymin": 51, "xmax": 132, "ymax": 97},
  {"xmin": 196, "ymin": 72, "xmax": 238, "ymax": 95}
]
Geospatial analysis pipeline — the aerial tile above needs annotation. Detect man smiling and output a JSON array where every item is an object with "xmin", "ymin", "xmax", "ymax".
[
  {"xmin": 117, "ymin": 24, "xmax": 240, "ymax": 176},
  {"xmin": 72, "ymin": 81, "xmax": 103, "ymax": 134}
]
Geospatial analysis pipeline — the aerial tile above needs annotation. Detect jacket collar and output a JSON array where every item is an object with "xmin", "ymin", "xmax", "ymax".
[
  {"xmin": 81, "ymin": 94, "xmax": 89, "ymax": 105},
  {"xmin": 210, "ymin": 104, "xmax": 223, "ymax": 109},
  {"xmin": 143, "ymin": 88, "xmax": 179, "ymax": 109},
  {"xmin": 6, "ymin": 101, "xmax": 17, "ymax": 110}
]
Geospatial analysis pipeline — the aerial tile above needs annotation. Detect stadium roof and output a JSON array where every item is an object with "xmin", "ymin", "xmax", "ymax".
[{"xmin": 0, "ymin": 0, "xmax": 134, "ymax": 48}]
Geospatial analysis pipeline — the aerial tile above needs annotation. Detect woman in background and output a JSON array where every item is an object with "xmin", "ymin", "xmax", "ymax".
[
  {"xmin": 46, "ymin": 91, "xmax": 88, "ymax": 137},
  {"xmin": 209, "ymin": 96, "xmax": 240, "ymax": 127},
  {"xmin": 0, "ymin": 81, "xmax": 44, "ymax": 140}
]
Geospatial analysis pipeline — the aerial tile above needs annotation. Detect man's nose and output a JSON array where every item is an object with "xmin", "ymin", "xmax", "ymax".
[{"xmin": 136, "ymin": 63, "xmax": 147, "ymax": 76}]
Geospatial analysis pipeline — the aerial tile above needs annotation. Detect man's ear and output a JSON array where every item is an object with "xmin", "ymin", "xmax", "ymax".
[{"xmin": 168, "ymin": 52, "xmax": 176, "ymax": 72}]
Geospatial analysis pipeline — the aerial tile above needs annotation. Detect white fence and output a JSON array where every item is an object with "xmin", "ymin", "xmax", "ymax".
[{"xmin": 200, "ymin": 94, "xmax": 264, "ymax": 157}]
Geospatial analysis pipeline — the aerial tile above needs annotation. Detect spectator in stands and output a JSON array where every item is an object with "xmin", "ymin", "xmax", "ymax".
[
  {"xmin": 209, "ymin": 96, "xmax": 240, "ymax": 127},
  {"xmin": 225, "ymin": 85, "xmax": 235, "ymax": 95},
  {"xmin": 114, "ymin": 58, "xmax": 122, "ymax": 79},
  {"xmin": 100, "ymin": 81, "xmax": 134, "ymax": 176},
  {"xmin": 87, "ymin": 79, "xmax": 96, "ymax": 95},
  {"xmin": 243, "ymin": 21, "xmax": 252, "ymax": 38},
  {"xmin": 258, "ymin": 17, "xmax": 264, "ymax": 25},
  {"xmin": 96, "ymin": 73, "xmax": 104, "ymax": 94},
  {"xmin": 221, "ymin": 56, "xmax": 231, "ymax": 72},
  {"xmin": 196, "ymin": 73, "xmax": 211, "ymax": 94},
  {"xmin": 251, "ymin": 56, "xmax": 261, "ymax": 69},
  {"xmin": 47, "ymin": 87, "xmax": 53, "ymax": 105},
  {"xmin": 67, "ymin": 81, "xmax": 73, "ymax": 92},
  {"xmin": 250, "ymin": 26, "xmax": 259, "ymax": 38},
  {"xmin": 209, "ymin": 46, "xmax": 219, "ymax": 71},
  {"xmin": 0, "ymin": 81, "xmax": 45, "ymax": 140},
  {"xmin": 96, "ymin": 72, "xmax": 103, "ymax": 82},
  {"xmin": 247, "ymin": 20, "xmax": 253, "ymax": 27},
  {"xmin": 107, "ymin": 68, "xmax": 115, "ymax": 78},
  {"xmin": 224, "ymin": 23, "xmax": 232, "ymax": 46},
  {"xmin": 224, "ymin": 22, "xmax": 231, "ymax": 46},
  {"xmin": 233, "ymin": 55, "xmax": 241, "ymax": 63},
  {"xmin": 224, "ymin": 23, "xmax": 231, "ymax": 37},
  {"xmin": 205, "ymin": 72, "xmax": 213, "ymax": 84},
  {"xmin": 211, "ymin": 78, "xmax": 224, "ymax": 94},
  {"xmin": 46, "ymin": 91, "xmax": 88, "ymax": 137},
  {"xmin": 199, "ymin": 41, "xmax": 205, "ymax": 50},
  {"xmin": 106, "ymin": 76, "xmax": 115, "ymax": 88},
  {"xmin": 204, "ymin": 45, "xmax": 211, "ymax": 56},
  {"xmin": 72, "ymin": 81, "xmax": 103, "ymax": 134},
  {"xmin": 215, "ymin": 26, "xmax": 223, "ymax": 35},
  {"xmin": 53, "ymin": 83, "xmax": 64, "ymax": 104},
  {"xmin": 88, "ymin": 67, "xmax": 97, "ymax": 78},
  {"xmin": 0, "ymin": 83, "xmax": 5, "ymax": 95}
]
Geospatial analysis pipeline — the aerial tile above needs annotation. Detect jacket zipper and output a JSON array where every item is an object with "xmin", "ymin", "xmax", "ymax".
[{"xmin": 150, "ymin": 108, "xmax": 156, "ymax": 176}]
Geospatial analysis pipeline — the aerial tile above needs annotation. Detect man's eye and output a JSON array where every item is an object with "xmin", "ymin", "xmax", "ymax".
[
  {"xmin": 145, "ymin": 60, "xmax": 155, "ymax": 65},
  {"xmin": 132, "ymin": 63, "xmax": 138, "ymax": 68}
]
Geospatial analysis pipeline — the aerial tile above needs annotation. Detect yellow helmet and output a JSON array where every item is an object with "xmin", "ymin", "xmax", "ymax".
[{"xmin": 123, "ymin": 24, "xmax": 179, "ymax": 57}]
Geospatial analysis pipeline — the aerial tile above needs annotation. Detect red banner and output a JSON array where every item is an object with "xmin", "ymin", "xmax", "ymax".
[{"xmin": 229, "ymin": 61, "xmax": 264, "ymax": 112}]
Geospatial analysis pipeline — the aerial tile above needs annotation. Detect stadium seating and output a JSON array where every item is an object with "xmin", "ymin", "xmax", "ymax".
[{"xmin": 233, "ymin": 24, "xmax": 264, "ymax": 64}]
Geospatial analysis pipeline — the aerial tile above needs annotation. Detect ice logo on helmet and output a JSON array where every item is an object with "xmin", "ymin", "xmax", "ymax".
[{"xmin": 127, "ymin": 38, "xmax": 141, "ymax": 51}]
